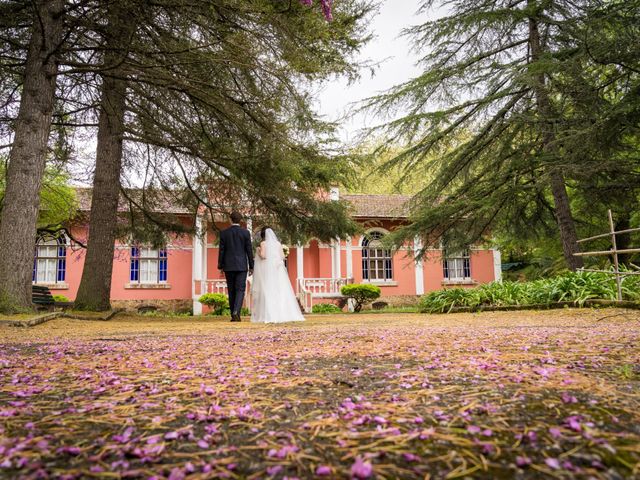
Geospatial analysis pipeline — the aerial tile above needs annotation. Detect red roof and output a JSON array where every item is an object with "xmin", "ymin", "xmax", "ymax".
[
  {"xmin": 75, "ymin": 188, "xmax": 194, "ymax": 215},
  {"xmin": 341, "ymin": 194, "xmax": 412, "ymax": 219},
  {"xmin": 74, "ymin": 188, "xmax": 413, "ymax": 219}
]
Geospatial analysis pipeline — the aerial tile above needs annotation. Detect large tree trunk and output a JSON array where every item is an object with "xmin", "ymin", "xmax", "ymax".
[
  {"xmin": 528, "ymin": 7, "xmax": 583, "ymax": 271},
  {"xmin": 548, "ymin": 171, "xmax": 583, "ymax": 270},
  {"xmin": 0, "ymin": 1, "xmax": 65, "ymax": 313},
  {"xmin": 74, "ymin": 2, "xmax": 134, "ymax": 311}
]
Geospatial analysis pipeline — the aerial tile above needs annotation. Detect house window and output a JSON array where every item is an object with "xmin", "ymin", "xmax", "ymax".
[
  {"xmin": 362, "ymin": 231, "xmax": 392, "ymax": 281},
  {"xmin": 443, "ymin": 250, "xmax": 471, "ymax": 281},
  {"xmin": 130, "ymin": 247, "xmax": 167, "ymax": 284},
  {"xmin": 33, "ymin": 235, "xmax": 67, "ymax": 284}
]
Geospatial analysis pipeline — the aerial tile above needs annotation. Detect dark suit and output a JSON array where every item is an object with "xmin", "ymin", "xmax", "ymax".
[{"xmin": 217, "ymin": 225, "xmax": 254, "ymax": 316}]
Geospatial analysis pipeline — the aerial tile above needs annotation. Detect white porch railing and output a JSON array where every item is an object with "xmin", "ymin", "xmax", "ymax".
[
  {"xmin": 198, "ymin": 279, "xmax": 251, "ymax": 308},
  {"xmin": 297, "ymin": 277, "xmax": 353, "ymax": 313},
  {"xmin": 197, "ymin": 277, "xmax": 353, "ymax": 313}
]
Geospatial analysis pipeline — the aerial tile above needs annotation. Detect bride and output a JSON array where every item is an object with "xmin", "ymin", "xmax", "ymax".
[{"xmin": 251, "ymin": 227, "xmax": 305, "ymax": 323}]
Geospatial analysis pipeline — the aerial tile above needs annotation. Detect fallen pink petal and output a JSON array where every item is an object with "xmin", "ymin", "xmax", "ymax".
[{"xmin": 0, "ymin": 309, "xmax": 638, "ymax": 478}]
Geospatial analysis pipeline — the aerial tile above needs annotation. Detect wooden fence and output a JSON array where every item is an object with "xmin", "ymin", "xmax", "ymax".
[{"xmin": 574, "ymin": 210, "xmax": 640, "ymax": 301}]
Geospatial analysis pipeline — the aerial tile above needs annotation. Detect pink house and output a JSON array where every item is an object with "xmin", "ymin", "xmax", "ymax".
[{"xmin": 33, "ymin": 189, "xmax": 501, "ymax": 313}]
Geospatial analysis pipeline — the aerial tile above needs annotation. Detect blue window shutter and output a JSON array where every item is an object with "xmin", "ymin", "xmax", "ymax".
[
  {"xmin": 159, "ymin": 249, "xmax": 167, "ymax": 282},
  {"xmin": 57, "ymin": 258, "xmax": 66, "ymax": 282},
  {"xmin": 464, "ymin": 257, "xmax": 471, "ymax": 278},
  {"xmin": 362, "ymin": 245, "xmax": 369, "ymax": 280},
  {"xmin": 57, "ymin": 239, "xmax": 66, "ymax": 282},
  {"xmin": 130, "ymin": 247, "xmax": 139, "ymax": 282}
]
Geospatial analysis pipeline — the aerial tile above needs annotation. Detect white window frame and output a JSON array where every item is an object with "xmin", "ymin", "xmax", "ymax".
[
  {"xmin": 33, "ymin": 235, "xmax": 67, "ymax": 285},
  {"xmin": 130, "ymin": 246, "xmax": 168, "ymax": 284},
  {"xmin": 361, "ymin": 229, "xmax": 393, "ymax": 282},
  {"xmin": 443, "ymin": 249, "xmax": 471, "ymax": 282}
]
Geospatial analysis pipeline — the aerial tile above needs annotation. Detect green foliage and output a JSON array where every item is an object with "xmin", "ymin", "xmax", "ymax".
[
  {"xmin": 205, "ymin": 303, "xmax": 251, "ymax": 317},
  {"xmin": 419, "ymin": 271, "xmax": 640, "ymax": 313},
  {"xmin": 198, "ymin": 293, "xmax": 229, "ymax": 315},
  {"xmin": 117, "ymin": 0, "xmax": 372, "ymax": 244},
  {"xmin": 345, "ymin": 142, "xmax": 434, "ymax": 195},
  {"xmin": 52, "ymin": 295, "xmax": 70, "ymax": 303},
  {"xmin": 312, "ymin": 303, "xmax": 343, "ymax": 314},
  {"xmin": 0, "ymin": 164, "xmax": 77, "ymax": 230},
  {"xmin": 340, "ymin": 284, "xmax": 381, "ymax": 312},
  {"xmin": 613, "ymin": 364, "xmax": 639, "ymax": 381},
  {"xmin": 362, "ymin": 0, "xmax": 640, "ymax": 267}
]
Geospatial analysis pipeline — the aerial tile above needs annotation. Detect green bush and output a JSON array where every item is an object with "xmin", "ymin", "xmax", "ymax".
[
  {"xmin": 52, "ymin": 294, "xmax": 70, "ymax": 303},
  {"xmin": 419, "ymin": 270, "xmax": 640, "ymax": 313},
  {"xmin": 312, "ymin": 303, "xmax": 342, "ymax": 314},
  {"xmin": 198, "ymin": 293, "xmax": 229, "ymax": 315},
  {"xmin": 208, "ymin": 306, "xmax": 251, "ymax": 317},
  {"xmin": 340, "ymin": 284, "xmax": 381, "ymax": 312}
]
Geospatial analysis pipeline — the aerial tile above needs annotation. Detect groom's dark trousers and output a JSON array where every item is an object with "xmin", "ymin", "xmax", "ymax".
[
  {"xmin": 224, "ymin": 271, "xmax": 248, "ymax": 316},
  {"xmin": 217, "ymin": 224, "xmax": 254, "ymax": 318}
]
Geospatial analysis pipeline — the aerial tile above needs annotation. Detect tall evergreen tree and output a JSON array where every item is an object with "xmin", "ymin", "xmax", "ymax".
[
  {"xmin": 363, "ymin": 0, "xmax": 638, "ymax": 269},
  {"xmin": 0, "ymin": 0, "xmax": 66, "ymax": 312},
  {"xmin": 72, "ymin": 0, "xmax": 371, "ymax": 310},
  {"xmin": 73, "ymin": 0, "xmax": 134, "ymax": 311}
]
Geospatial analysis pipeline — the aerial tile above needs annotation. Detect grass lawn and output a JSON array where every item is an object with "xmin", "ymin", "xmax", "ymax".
[{"xmin": 1, "ymin": 309, "xmax": 639, "ymax": 479}]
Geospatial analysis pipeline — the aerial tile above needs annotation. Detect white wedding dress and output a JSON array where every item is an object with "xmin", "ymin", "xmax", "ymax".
[{"xmin": 251, "ymin": 229, "xmax": 305, "ymax": 323}]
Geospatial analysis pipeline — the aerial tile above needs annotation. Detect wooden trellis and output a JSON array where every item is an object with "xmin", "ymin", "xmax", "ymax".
[{"xmin": 574, "ymin": 210, "xmax": 640, "ymax": 301}]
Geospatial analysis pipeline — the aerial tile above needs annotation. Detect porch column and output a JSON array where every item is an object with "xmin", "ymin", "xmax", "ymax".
[
  {"xmin": 345, "ymin": 236, "xmax": 353, "ymax": 280},
  {"xmin": 414, "ymin": 236, "xmax": 425, "ymax": 295},
  {"xmin": 192, "ymin": 216, "xmax": 205, "ymax": 315},
  {"xmin": 492, "ymin": 248, "xmax": 502, "ymax": 282},
  {"xmin": 201, "ymin": 218, "xmax": 208, "ymax": 292},
  {"xmin": 296, "ymin": 243, "xmax": 304, "ymax": 293},
  {"xmin": 333, "ymin": 238, "xmax": 341, "ymax": 279}
]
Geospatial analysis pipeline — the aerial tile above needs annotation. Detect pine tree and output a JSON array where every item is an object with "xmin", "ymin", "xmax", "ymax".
[
  {"xmin": 73, "ymin": 0, "xmax": 135, "ymax": 311},
  {"xmin": 0, "ymin": 0, "xmax": 66, "ymax": 312},
  {"xmin": 363, "ymin": 0, "xmax": 638, "ymax": 269},
  {"xmin": 71, "ymin": 0, "xmax": 371, "ymax": 310}
]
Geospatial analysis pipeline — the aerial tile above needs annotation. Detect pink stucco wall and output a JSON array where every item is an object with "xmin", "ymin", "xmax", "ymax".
[
  {"xmin": 40, "ymin": 216, "xmax": 499, "ymax": 304},
  {"xmin": 49, "ymin": 223, "xmax": 193, "ymax": 301}
]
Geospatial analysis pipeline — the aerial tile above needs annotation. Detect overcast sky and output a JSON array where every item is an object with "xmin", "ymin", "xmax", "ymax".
[{"xmin": 313, "ymin": 0, "xmax": 430, "ymax": 144}]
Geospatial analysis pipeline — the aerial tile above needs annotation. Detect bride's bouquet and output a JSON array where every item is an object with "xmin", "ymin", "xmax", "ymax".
[{"xmin": 282, "ymin": 245, "xmax": 290, "ymax": 258}]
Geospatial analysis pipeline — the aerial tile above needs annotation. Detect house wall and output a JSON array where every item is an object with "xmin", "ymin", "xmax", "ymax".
[
  {"xmin": 37, "ymin": 216, "xmax": 501, "ymax": 311},
  {"xmin": 43, "ymin": 220, "xmax": 194, "ymax": 310}
]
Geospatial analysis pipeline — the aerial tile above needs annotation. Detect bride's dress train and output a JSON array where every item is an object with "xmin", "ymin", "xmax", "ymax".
[{"xmin": 251, "ymin": 229, "xmax": 305, "ymax": 323}]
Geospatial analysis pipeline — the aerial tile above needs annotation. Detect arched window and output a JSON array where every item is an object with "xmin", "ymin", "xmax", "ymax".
[
  {"xmin": 362, "ymin": 231, "xmax": 392, "ymax": 281},
  {"xmin": 443, "ymin": 249, "xmax": 471, "ymax": 281},
  {"xmin": 130, "ymin": 246, "xmax": 168, "ymax": 284},
  {"xmin": 33, "ymin": 235, "xmax": 67, "ymax": 284}
]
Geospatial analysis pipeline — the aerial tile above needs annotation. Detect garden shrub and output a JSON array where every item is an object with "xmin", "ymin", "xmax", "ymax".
[
  {"xmin": 312, "ymin": 303, "xmax": 342, "ymax": 314},
  {"xmin": 340, "ymin": 284, "xmax": 381, "ymax": 312},
  {"xmin": 198, "ymin": 293, "xmax": 229, "ymax": 315},
  {"xmin": 52, "ymin": 294, "xmax": 70, "ymax": 303},
  {"xmin": 209, "ymin": 306, "xmax": 251, "ymax": 317},
  {"xmin": 419, "ymin": 270, "xmax": 640, "ymax": 313}
]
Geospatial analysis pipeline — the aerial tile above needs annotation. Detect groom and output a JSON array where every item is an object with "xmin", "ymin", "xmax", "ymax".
[{"xmin": 217, "ymin": 211, "xmax": 254, "ymax": 322}]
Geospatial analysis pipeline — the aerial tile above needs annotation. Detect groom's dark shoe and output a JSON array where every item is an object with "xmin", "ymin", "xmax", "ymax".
[{"xmin": 230, "ymin": 313, "xmax": 241, "ymax": 322}]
